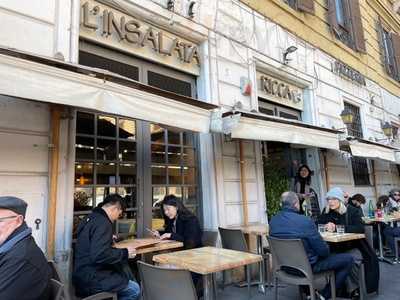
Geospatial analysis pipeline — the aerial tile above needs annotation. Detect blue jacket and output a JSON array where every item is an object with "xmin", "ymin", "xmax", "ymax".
[{"xmin": 270, "ymin": 207, "xmax": 330, "ymax": 265}]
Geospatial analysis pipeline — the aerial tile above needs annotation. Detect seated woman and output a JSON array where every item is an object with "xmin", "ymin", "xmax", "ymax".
[
  {"xmin": 317, "ymin": 187, "xmax": 379, "ymax": 297},
  {"xmin": 382, "ymin": 191, "xmax": 400, "ymax": 257},
  {"xmin": 347, "ymin": 194, "xmax": 366, "ymax": 217},
  {"xmin": 153, "ymin": 194, "xmax": 202, "ymax": 249}
]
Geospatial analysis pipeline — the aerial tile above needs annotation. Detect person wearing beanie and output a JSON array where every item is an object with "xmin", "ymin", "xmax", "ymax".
[
  {"xmin": 318, "ymin": 187, "xmax": 379, "ymax": 297},
  {"xmin": 0, "ymin": 196, "xmax": 51, "ymax": 300}
]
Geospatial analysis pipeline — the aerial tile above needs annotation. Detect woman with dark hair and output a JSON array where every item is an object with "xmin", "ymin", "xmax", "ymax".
[
  {"xmin": 152, "ymin": 194, "xmax": 202, "ymax": 250},
  {"xmin": 348, "ymin": 194, "xmax": 366, "ymax": 217},
  {"xmin": 293, "ymin": 164, "xmax": 320, "ymax": 219}
]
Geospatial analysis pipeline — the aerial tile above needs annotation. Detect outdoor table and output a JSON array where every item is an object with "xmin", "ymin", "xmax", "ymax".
[
  {"xmin": 153, "ymin": 246, "xmax": 263, "ymax": 300},
  {"xmin": 114, "ymin": 238, "xmax": 183, "ymax": 258},
  {"xmin": 321, "ymin": 232, "xmax": 365, "ymax": 243},
  {"xmin": 362, "ymin": 215, "xmax": 400, "ymax": 264},
  {"xmin": 229, "ymin": 223, "xmax": 269, "ymax": 293}
]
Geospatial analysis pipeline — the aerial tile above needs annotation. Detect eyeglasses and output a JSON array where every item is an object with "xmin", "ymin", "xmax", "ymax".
[
  {"xmin": 394, "ymin": 193, "xmax": 400, "ymax": 196},
  {"xmin": 0, "ymin": 215, "xmax": 18, "ymax": 223}
]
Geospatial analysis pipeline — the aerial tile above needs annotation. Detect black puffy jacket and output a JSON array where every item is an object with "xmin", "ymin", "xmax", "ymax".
[{"xmin": 72, "ymin": 207, "xmax": 129, "ymax": 297}]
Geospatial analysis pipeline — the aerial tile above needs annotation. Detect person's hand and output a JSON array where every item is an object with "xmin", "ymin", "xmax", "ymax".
[
  {"xmin": 160, "ymin": 233, "xmax": 172, "ymax": 240},
  {"xmin": 325, "ymin": 222, "xmax": 336, "ymax": 233},
  {"xmin": 126, "ymin": 245, "xmax": 137, "ymax": 258},
  {"xmin": 152, "ymin": 230, "xmax": 161, "ymax": 239}
]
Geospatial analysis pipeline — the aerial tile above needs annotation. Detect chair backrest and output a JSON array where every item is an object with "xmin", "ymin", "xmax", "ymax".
[
  {"xmin": 49, "ymin": 279, "xmax": 64, "ymax": 300},
  {"xmin": 267, "ymin": 237, "xmax": 313, "ymax": 280},
  {"xmin": 48, "ymin": 260, "xmax": 62, "ymax": 281},
  {"xmin": 218, "ymin": 227, "xmax": 248, "ymax": 252},
  {"xmin": 202, "ymin": 230, "xmax": 218, "ymax": 247},
  {"xmin": 138, "ymin": 261, "xmax": 198, "ymax": 300},
  {"xmin": 364, "ymin": 225, "xmax": 374, "ymax": 249}
]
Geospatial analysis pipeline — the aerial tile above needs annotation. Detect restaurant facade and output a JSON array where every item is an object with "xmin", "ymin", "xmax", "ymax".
[{"xmin": 1, "ymin": 0, "xmax": 400, "ymax": 280}]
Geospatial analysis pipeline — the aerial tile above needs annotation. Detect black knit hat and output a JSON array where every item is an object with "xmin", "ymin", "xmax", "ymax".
[{"xmin": 0, "ymin": 196, "xmax": 28, "ymax": 217}]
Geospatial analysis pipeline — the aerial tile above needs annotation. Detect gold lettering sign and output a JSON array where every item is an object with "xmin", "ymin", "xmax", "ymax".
[
  {"xmin": 80, "ymin": 0, "xmax": 200, "ymax": 75},
  {"xmin": 257, "ymin": 72, "xmax": 304, "ymax": 111}
]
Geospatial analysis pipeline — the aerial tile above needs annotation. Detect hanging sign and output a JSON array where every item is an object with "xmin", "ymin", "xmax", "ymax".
[{"xmin": 80, "ymin": 0, "xmax": 200, "ymax": 75}]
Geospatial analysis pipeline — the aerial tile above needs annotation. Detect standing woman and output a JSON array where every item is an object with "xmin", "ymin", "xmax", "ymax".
[
  {"xmin": 293, "ymin": 164, "xmax": 320, "ymax": 219},
  {"xmin": 153, "ymin": 194, "xmax": 202, "ymax": 249}
]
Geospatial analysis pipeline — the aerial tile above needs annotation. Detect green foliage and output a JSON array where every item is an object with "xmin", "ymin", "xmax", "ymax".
[{"xmin": 264, "ymin": 159, "xmax": 290, "ymax": 220}]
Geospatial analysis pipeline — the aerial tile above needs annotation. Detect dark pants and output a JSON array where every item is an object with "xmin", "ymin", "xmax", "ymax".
[
  {"xmin": 384, "ymin": 226, "xmax": 400, "ymax": 253},
  {"xmin": 312, "ymin": 253, "xmax": 354, "ymax": 299}
]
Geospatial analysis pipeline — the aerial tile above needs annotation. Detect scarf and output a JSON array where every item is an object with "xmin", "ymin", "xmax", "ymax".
[{"xmin": 0, "ymin": 227, "xmax": 32, "ymax": 254}]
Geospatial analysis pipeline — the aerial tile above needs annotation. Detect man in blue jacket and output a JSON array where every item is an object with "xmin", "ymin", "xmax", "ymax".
[{"xmin": 270, "ymin": 192, "xmax": 354, "ymax": 299}]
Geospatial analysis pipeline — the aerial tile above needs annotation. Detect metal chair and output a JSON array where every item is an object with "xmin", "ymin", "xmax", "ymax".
[
  {"xmin": 364, "ymin": 225, "xmax": 374, "ymax": 250},
  {"xmin": 218, "ymin": 227, "xmax": 252, "ymax": 298},
  {"xmin": 202, "ymin": 230, "xmax": 218, "ymax": 247},
  {"xmin": 267, "ymin": 237, "xmax": 336, "ymax": 300},
  {"xmin": 48, "ymin": 260, "xmax": 117, "ymax": 300},
  {"xmin": 49, "ymin": 279, "xmax": 64, "ymax": 300},
  {"xmin": 138, "ymin": 261, "xmax": 198, "ymax": 300},
  {"xmin": 393, "ymin": 236, "xmax": 400, "ymax": 263}
]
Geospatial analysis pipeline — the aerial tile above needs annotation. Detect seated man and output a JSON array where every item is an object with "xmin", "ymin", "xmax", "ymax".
[
  {"xmin": 270, "ymin": 192, "xmax": 354, "ymax": 300},
  {"xmin": 73, "ymin": 194, "xmax": 140, "ymax": 300},
  {"xmin": 0, "ymin": 196, "xmax": 51, "ymax": 300}
]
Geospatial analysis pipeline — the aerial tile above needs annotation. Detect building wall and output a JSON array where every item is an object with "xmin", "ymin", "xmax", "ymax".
[
  {"xmin": 242, "ymin": 0, "xmax": 400, "ymax": 97},
  {"xmin": 0, "ymin": 96, "xmax": 50, "ymax": 250}
]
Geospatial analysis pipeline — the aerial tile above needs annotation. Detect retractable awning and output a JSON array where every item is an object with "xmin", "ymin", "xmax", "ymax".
[
  {"xmin": 226, "ymin": 111, "xmax": 342, "ymax": 150},
  {"xmin": 0, "ymin": 47, "xmax": 217, "ymax": 133},
  {"xmin": 340, "ymin": 138, "xmax": 398, "ymax": 162}
]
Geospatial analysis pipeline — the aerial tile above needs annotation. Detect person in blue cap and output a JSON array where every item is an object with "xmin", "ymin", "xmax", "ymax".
[{"xmin": 0, "ymin": 196, "xmax": 51, "ymax": 300}]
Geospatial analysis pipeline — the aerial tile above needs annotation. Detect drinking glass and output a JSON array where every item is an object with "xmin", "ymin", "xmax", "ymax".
[
  {"xmin": 336, "ymin": 225, "xmax": 345, "ymax": 234},
  {"xmin": 318, "ymin": 224, "xmax": 325, "ymax": 234}
]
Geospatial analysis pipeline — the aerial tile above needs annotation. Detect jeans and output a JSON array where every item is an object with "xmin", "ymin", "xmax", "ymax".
[
  {"xmin": 118, "ymin": 280, "xmax": 140, "ymax": 300},
  {"xmin": 384, "ymin": 226, "xmax": 400, "ymax": 253},
  {"xmin": 312, "ymin": 253, "xmax": 354, "ymax": 299}
]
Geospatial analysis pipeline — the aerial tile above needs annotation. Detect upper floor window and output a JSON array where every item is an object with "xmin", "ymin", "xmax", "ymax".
[
  {"xmin": 328, "ymin": 0, "xmax": 366, "ymax": 53},
  {"xmin": 344, "ymin": 102, "xmax": 363, "ymax": 138},
  {"xmin": 283, "ymin": 0, "xmax": 315, "ymax": 14},
  {"xmin": 258, "ymin": 98, "xmax": 302, "ymax": 121},
  {"xmin": 377, "ymin": 20, "xmax": 400, "ymax": 81}
]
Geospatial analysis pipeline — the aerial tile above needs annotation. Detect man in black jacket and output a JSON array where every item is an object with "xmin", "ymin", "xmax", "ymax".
[
  {"xmin": 0, "ymin": 196, "xmax": 51, "ymax": 300},
  {"xmin": 73, "ymin": 194, "xmax": 140, "ymax": 300}
]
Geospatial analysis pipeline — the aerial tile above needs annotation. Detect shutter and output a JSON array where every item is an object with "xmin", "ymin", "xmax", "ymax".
[
  {"xmin": 390, "ymin": 32, "xmax": 400, "ymax": 80},
  {"xmin": 376, "ymin": 19, "xmax": 390, "ymax": 74},
  {"xmin": 327, "ymin": 0, "xmax": 339, "ymax": 34},
  {"xmin": 297, "ymin": 0, "xmax": 315, "ymax": 15},
  {"xmin": 348, "ymin": 0, "xmax": 366, "ymax": 52}
]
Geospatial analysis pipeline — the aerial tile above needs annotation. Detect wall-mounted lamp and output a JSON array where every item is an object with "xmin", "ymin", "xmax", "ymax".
[
  {"xmin": 382, "ymin": 121, "xmax": 393, "ymax": 138},
  {"xmin": 167, "ymin": 0, "xmax": 174, "ymax": 11},
  {"xmin": 340, "ymin": 108, "xmax": 354, "ymax": 126},
  {"xmin": 283, "ymin": 46, "xmax": 298, "ymax": 64},
  {"xmin": 334, "ymin": 108, "xmax": 354, "ymax": 132},
  {"xmin": 188, "ymin": 1, "xmax": 196, "ymax": 18},
  {"xmin": 375, "ymin": 121, "xmax": 393, "ymax": 142}
]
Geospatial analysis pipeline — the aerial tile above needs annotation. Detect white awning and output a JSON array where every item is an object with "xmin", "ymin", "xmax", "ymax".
[
  {"xmin": 395, "ymin": 152, "xmax": 400, "ymax": 164},
  {"xmin": 228, "ymin": 112, "xmax": 341, "ymax": 150},
  {"xmin": 0, "ymin": 48, "xmax": 216, "ymax": 133},
  {"xmin": 341, "ymin": 139, "xmax": 397, "ymax": 162}
]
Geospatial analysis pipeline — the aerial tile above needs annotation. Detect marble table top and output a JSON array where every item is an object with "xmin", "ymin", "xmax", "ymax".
[
  {"xmin": 153, "ymin": 246, "xmax": 263, "ymax": 275},
  {"xmin": 115, "ymin": 238, "xmax": 183, "ymax": 256},
  {"xmin": 229, "ymin": 223, "xmax": 269, "ymax": 236},
  {"xmin": 321, "ymin": 232, "xmax": 365, "ymax": 243}
]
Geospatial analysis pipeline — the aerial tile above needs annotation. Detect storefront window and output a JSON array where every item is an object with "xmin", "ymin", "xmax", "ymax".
[
  {"xmin": 73, "ymin": 112, "xmax": 137, "ymax": 239},
  {"xmin": 151, "ymin": 126, "xmax": 198, "ymax": 228}
]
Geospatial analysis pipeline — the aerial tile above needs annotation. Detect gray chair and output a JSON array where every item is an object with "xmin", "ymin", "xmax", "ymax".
[
  {"xmin": 364, "ymin": 225, "xmax": 374, "ymax": 250},
  {"xmin": 267, "ymin": 237, "xmax": 336, "ymax": 300},
  {"xmin": 202, "ymin": 230, "xmax": 218, "ymax": 247},
  {"xmin": 48, "ymin": 261, "xmax": 117, "ymax": 300},
  {"xmin": 49, "ymin": 279, "xmax": 64, "ymax": 300},
  {"xmin": 218, "ymin": 227, "xmax": 252, "ymax": 298},
  {"xmin": 138, "ymin": 261, "xmax": 197, "ymax": 300}
]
